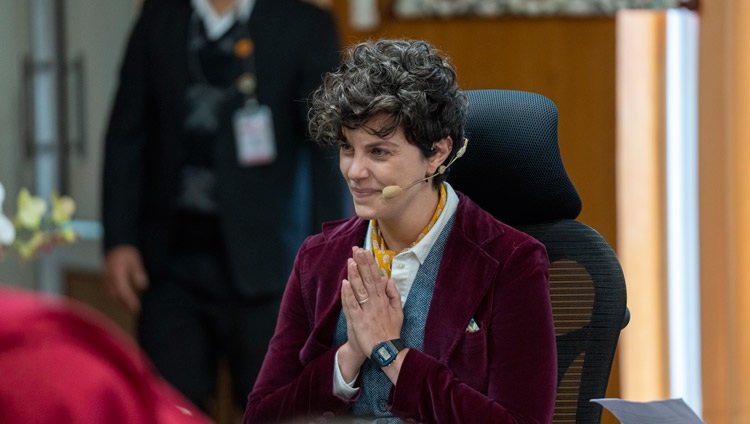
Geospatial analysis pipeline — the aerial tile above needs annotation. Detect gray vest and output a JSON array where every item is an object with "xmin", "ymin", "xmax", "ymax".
[{"xmin": 333, "ymin": 215, "xmax": 456, "ymax": 422}]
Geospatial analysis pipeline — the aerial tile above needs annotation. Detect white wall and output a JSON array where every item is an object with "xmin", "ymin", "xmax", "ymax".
[
  {"xmin": 65, "ymin": 0, "xmax": 139, "ymax": 221},
  {"xmin": 0, "ymin": 1, "xmax": 139, "ymax": 287},
  {"xmin": 0, "ymin": 1, "xmax": 33, "ymax": 287},
  {"xmin": 58, "ymin": 0, "xmax": 139, "ymax": 273}
]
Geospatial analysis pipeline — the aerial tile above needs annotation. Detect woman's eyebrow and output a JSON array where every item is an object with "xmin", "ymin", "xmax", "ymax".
[{"xmin": 364, "ymin": 139, "xmax": 400, "ymax": 149}]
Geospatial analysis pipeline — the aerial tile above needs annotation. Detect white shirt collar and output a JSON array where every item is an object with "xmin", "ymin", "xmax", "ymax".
[{"xmin": 191, "ymin": 0, "xmax": 255, "ymax": 40}]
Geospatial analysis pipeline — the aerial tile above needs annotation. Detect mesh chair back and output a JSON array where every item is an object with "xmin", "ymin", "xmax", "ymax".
[
  {"xmin": 517, "ymin": 221, "xmax": 627, "ymax": 423},
  {"xmin": 450, "ymin": 89, "xmax": 581, "ymax": 223},
  {"xmin": 449, "ymin": 89, "xmax": 628, "ymax": 424}
]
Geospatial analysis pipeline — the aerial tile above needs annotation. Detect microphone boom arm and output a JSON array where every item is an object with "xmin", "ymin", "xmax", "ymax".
[{"xmin": 381, "ymin": 138, "xmax": 468, "ymax": 199}]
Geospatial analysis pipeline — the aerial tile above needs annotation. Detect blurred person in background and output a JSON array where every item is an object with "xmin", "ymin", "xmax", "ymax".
[{"xmin": 101, "ymin": 0, "xmax": 344, "ymax": 416}]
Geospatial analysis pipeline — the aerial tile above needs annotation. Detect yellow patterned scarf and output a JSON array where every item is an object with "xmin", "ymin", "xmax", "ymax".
[{"xmin": 370, "ymin": 184, "xmax": 447, "ymax": 278}]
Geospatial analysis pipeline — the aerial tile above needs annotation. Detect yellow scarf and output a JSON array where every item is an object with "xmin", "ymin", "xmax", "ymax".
[{"xmin": 370, "ymin": 184, "xmax": 447, "ymax": 278}]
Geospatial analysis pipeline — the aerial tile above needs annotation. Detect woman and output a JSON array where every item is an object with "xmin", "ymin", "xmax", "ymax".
[{"xmin": 245, "ymin": 39, "xmax": 557, "ymax": 423}]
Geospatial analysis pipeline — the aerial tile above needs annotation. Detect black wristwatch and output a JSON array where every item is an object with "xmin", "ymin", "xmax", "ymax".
[{"xmin": 370, "ymin": 339, "xmax": 406, "ymax": 367}]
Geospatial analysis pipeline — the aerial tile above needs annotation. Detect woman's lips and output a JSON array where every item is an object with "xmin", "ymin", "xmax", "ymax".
[{"xmin": 350, "ymin": 187, "xmax": 382, "ymax": 198}]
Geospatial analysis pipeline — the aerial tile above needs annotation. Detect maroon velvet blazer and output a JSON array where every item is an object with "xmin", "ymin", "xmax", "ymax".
[{"xmin": 245, "ymin": 192, "xmax": 557, "ymax": 424}]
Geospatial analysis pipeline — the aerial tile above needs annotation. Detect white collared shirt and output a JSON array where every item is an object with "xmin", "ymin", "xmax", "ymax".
[
  {"xmin": 191, "ymin": 0, "xmax": 255, "ymax": 40},
  {"xmin": 363, "ymin": 182, "xmax": 459, "ymax": 305},
  {"xmin": 333, "ymin": 183, "xmax": 460, "ymax": 398}
]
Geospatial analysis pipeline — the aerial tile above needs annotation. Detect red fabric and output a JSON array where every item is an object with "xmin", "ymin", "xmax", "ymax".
[{"xmin": 0, "ymin": 286, "xmax": 212, "ymax": 424}]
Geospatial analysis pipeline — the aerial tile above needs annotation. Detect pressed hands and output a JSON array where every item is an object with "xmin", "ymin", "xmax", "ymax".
[{"xmin": 337, "ymin": 246, "xmax": 406, "ymax": 385}]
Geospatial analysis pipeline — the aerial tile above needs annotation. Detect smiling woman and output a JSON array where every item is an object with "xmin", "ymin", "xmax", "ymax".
[
  {"xmin": 244, "ymin": 39, "xmax": 557, "ymax": 424},
  {"xmin": 337, "ymin": 120, "xmax": 451, "ymax": 233}
]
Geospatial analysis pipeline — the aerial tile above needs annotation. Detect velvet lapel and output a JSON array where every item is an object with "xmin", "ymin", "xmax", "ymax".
[
  {"xmin": 422, "ymin": 195, "xmax": 502, "ymax": 362},
  {"xmin": 299, "ymin": 218, "xmax": 369, "ymax": 365}
]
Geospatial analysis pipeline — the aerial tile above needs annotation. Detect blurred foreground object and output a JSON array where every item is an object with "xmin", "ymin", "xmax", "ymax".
[{"xmin": 0, "ymin": 286, "xmax": 212, "ymax": 424}]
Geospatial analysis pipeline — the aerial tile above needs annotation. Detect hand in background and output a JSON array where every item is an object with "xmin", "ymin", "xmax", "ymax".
[{"xmin": 104, "ymin": 245, "xmax": 149, "ymax": 313}]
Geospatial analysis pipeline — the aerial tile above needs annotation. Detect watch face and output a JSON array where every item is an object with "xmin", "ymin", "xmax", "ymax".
[
  {"xmin": 376, "ymin": 345, "xmax": 394, "ymax": 361},
  {"xmin": 372, "ymin": 340, "xmax": 403, "ymax": 367}
]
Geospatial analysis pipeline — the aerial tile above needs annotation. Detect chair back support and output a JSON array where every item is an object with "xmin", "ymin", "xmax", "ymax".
[{"xmin": 449, "ymin": 89, "xmax": 628, "ymax": 424}]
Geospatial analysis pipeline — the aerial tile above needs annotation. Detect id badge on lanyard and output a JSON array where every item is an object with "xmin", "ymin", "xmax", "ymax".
[{"xmin": 233, "ymin": 97, "xmax": 276, "ymax": 166}]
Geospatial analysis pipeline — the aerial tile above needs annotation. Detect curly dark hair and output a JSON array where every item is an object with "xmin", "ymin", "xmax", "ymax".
[{"xmin": 308, "ymin": 38, "xmax": 468, "ymax": 188}]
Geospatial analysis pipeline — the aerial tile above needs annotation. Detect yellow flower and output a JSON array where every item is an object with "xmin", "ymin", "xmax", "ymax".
[
  {"xmin": 16, "ymin": 188, "xmax": 47, "ymax": 230},
  {"xmin": 16, "ymin": 231, "xmax": 44, "ymax": 260},
  {"xmin": 1, "ymin": 182, "xmax": 78, "ymax": 261},
  {"xmin": 59, "ymin": 227, "xmax": 77, "ymax": 243},
  {"xmin": 51, "ymin": 191, "xmax": 76, "ymax": 225}
]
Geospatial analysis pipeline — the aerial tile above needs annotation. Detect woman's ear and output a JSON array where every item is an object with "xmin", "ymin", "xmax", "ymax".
[{"xmin": 428, "ymin": 136, "xmax": 453, "ymax": 175}]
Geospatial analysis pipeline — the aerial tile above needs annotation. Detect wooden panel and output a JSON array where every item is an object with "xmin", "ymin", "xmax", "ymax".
[
  {"xmin": 615, "ymin": 10, "xmax": 670, "ymax": 401},
  {"xmin": 728, "ymin": 3, "xmax": 750, "ymax": 421},
  {"xmin": 700, "ymin": 1, "xmax": 750, "ymax": 422}
]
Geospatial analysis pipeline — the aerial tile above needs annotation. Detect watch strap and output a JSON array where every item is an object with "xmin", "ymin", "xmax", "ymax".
[{"xmin": 390, "ymin": 338, "xmax": 406, "ymax": 351}]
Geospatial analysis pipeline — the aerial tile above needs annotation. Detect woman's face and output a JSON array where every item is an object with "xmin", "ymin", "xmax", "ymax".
[{"xmin": 339, "ymin": 118, "xmax": 440, "ymax": 223}]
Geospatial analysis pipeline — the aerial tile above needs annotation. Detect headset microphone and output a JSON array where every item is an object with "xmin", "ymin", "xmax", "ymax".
[{"xmin": 381, "ymin": 138, "xmax": 468, "ymax": 200}]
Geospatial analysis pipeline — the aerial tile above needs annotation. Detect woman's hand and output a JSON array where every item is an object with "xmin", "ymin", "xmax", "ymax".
[{"xmin": 337, "ymin": 246, "xmax": 404, "ymax": 381}]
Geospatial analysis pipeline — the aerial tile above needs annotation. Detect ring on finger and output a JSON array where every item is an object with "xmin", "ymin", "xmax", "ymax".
[{"xmin": 358, "ymin": 297, "xmax": 370, "ymax": 305}]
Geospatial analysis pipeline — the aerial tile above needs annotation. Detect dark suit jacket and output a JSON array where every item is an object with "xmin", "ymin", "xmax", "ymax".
[
  {"xmin": 245, "ymin": 192, "xmax": 557, "ymax": 424},
  {"xmin": 102, "ymin": 0, "xmax": 344, "ymax": 298}
]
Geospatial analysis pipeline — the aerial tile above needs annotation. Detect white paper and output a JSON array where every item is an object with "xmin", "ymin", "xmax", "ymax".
[{"xmin": 591, "ymin": 398, "xmax": 704, "ymax": 424}]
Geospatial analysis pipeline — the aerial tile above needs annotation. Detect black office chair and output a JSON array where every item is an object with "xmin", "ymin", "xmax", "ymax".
[{"xmin": 449, "ymin": 89, "xmax": 629, "ymax": 424}]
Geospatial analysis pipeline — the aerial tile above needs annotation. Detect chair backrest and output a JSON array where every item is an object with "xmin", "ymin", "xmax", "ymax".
[{"xmin": 449, "ymin": 89, "xmax": 629, "ymax": 424}]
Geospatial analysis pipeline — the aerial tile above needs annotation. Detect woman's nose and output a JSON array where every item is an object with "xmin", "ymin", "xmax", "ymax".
[{"xmin": 345, "ymin": 154, "xmax": 369, "ymax": 180}]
